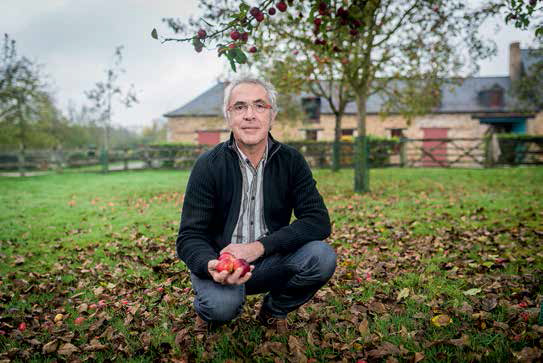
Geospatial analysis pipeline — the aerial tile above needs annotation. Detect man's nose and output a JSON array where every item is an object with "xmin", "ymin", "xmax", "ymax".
[{"xmin": 243, "ymin": 104, "xmax": 256, "ymax": 118}]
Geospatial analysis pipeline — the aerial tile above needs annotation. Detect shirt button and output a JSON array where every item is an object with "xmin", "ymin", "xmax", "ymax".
[
  {"xmin": 251, "ymin": 196, "xmax": 255, "ymax": 200},
  {"xmin": 250, "ymin": 221, "xmax": 254, "ymax": 225}
]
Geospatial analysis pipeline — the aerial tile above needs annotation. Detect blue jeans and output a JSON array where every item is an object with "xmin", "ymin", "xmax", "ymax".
[{"xmin": 190, "ymin": 240, "xmax": 337, "ymax": 324}]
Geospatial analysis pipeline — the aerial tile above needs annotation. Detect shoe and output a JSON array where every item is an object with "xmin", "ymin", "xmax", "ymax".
[
  {"xmin": 257, "ymin": 307, "xmax": 288, "ymax": 334},
  {"xmin": 194, "ymin": 315, "xmax": 209, "ymax": 334}
]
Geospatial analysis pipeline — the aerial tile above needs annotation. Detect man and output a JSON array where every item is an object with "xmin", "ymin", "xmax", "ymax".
[{"xmin": 176, "ymin": 76, "xmax": 336, "ymax": 333}]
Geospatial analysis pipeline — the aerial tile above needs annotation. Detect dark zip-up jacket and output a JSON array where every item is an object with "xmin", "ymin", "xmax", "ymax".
[{"xmin": 176, "ymin": 133, "xmax": 331, "ymax": 279}]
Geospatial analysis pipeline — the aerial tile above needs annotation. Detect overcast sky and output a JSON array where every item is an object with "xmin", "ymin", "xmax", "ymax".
[{"xmin": 1, "ymin": 0, "xmax": 538, "ymax": 132}]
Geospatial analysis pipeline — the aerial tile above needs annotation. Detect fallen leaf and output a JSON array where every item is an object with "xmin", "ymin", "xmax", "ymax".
[
  {"xmin": 367, "ymin": 342, "xmax": 400, "ymax": 359},
  {"xmin": 256, "ymin": 341, "xmax": 288, "ymax": 356},
  {"xmin": 57, "ymin": 343, "xmax": 79, "ymax": 356},
  {"xmin": 174, "ymin": 329, "xmax": 188, "ymax": 346},
  {"xmin": 413, "ymin": 352, "xmax": 425, "ymax": 362},
  {"xmin": 42, "ymin": 340, "xmax": 58, "ymax": 354},
  {"xmin": 288, "ymin": 335, "xmax": 307, "ymax": 363},
  {"xmin": 481, "ymin": 297, "xmax": 498, "ymax": 312},
  {"xmin": 358, "ymin": 318, "xmax": 369, "ymax": 335},
  {"xmin": 77, "ymin": 303, "xmax": 88, "ymax": 313},
  {"xmin": 463, "ymin": 288, "xmax": 481, "ymax": 296},
  {"xmin": 85, "ymin": 338, "xmax": 108, "ymax": 351},
  {"xmin": 431, "ymin": 314, "xmax": 452, "ymax": 327},
  {"xmin": 513, "ymin": 346, "xmax": 542, "ymax": 362},
  {"xmin": 448, "ymin": 334, "xmax": 469, "ymax": 347},
  {"xmin": 396, "ymin": 287, "xmax": 410, "ymax": 302}
]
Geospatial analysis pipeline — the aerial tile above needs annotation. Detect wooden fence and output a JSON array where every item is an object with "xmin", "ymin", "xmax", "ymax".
[{"xmin": 1, "ymin": 137, "xmax": 542, "ymax": 176}]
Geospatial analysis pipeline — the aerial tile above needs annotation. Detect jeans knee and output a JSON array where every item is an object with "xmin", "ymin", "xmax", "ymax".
[
  {"xmin": 303, "ymin": 241, "xmax": 337, "ymax": 283},
  {"xmin": 195, "ymin": 291, "xmax": 244, "ymax": 323}
]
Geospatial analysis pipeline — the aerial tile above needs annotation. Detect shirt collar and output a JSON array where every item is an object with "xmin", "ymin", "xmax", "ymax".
[{"xmin": 234, "ymin": 138, "xmax": 269, "ymax": 166}]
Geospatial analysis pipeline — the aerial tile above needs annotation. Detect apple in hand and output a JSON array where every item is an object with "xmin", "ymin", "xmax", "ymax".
[
  {"xmin": 232, "ymin": 258, "xmax": 250, "ymax": 277},
  {"xmin": 216, "ymin": 252, "xmax": 251, "ymax": 277},
  {"xmin": 218, "ymin": 252, "xmax": 234, "ymax": 261},
  {"xmin": 216, "ymin": 256, "xmax": 234, "ymax": 273}
]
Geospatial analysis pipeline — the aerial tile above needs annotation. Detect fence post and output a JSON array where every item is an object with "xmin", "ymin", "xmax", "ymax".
[
  {"xmin": 484, "ymin": 136, "xmax": 492, "ymax": 168},
  {"xmin": 123, "ymin": 147, "xmax": 129, "ymax": 171},
  {"xmin": 56, "ymin": 145, "xmax": 64, "ymax": 173},
  {"xmin": 400, "ymin": 138, "xmax": 407, "ymax": 168},
  {"xmin": 100, "ymin": 148, "xmax": 109, "ymax": 173},
  {"xmin": 18, "ymin": 145, "xmax": 26, "ymax": 177}
]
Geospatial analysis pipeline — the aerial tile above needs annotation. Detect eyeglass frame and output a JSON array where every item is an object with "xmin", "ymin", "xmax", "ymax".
[{"xmin": 227, "ymin": 101, "xmax": 273, "ymax": 115}]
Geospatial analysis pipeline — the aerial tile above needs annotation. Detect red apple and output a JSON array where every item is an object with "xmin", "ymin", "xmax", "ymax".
[
  {"xmin": 74, "ymin": 317, "xmax": 85, "ymax": 325},
  {"xmin": 230, "ymin": 30, "xmax": 240, "ymax": 41},
  {"xmin": 89, "ymin": 303, "xmax": 98, "ymax": 310},
  {"xmin": 255, "ymin": 12, "xmax": 265, "ymax": 22},
  {"xmin": 268, "ymin": 7, "xmax": 277, "ymax": 15},
  {"xmin": 277, "ymin": 1, "xmax": 288, "ymax": 12},
  {"xmin": 249, "ymin": 46, "xmax": 258, "ymax": 53},
  {"xmin": 219, "ymin": 252, "xmax": 235, "ymax": 261},
  {"xmin": 232, "ymin": 258, "xmax": 251, "ymax": 277},
  {"xmin": 197, "ymin": 29, "xmax": 207, "ymax": 39},
  {"xmin": 241, "ymin": 32, "xmax": 249, "ymax": 42},
  {"xmin": 18, "ymin": 322, "xmax": 26, "ymax": 331},
  {"xmin": 216, "ymin": 258, "xmax": 234, "ymax": 273},
  {"xmin": 250, "ymin": 7, "xmax": 260, "ymax": 17}
]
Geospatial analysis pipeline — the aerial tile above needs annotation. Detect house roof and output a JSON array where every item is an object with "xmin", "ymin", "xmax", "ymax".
[
  {"xmin": 164, "ymin": 82, "xmax": 225, "ymax": 117},
  {"xmin": 164, "ymin": 76, "xmax": 528, "ymax": 118}
]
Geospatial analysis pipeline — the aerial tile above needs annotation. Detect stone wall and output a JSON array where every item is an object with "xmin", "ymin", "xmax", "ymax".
[{"xmin": 167, "ymin": 110, "xmax": 543, "ymax": 144}]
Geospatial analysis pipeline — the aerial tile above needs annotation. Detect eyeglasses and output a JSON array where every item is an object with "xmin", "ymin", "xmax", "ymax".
[{"xmin": 228, "ymin": 102, "xmax": 272, "ymax": 115}]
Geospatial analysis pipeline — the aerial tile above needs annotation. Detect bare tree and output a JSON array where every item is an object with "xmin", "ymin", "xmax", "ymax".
[{"xmin": 85, "ymin": 46, "xmax": 138, "ymax": 151}]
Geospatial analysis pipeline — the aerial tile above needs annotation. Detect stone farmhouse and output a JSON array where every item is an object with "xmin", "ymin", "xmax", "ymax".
[{"xmin": 164, "ymin": 42, "xmax": 542, "ymax": 146}]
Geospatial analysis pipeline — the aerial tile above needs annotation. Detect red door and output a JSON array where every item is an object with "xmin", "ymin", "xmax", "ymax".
[
  {"xmin": 197, "ymin": 131, "xmax": 220, "ymax": 145},
  {"xmin": 422, "ymin": 128, "xmax": 448, "ymax": 167}
]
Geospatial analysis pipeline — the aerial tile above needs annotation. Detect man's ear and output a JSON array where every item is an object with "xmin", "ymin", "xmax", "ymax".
[{"xmin": 269, "ymin": 111, "xmax": 277, "ymax": 130}]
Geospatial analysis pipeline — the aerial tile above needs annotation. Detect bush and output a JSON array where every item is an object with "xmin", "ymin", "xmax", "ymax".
[{"xmin": 497, "ymin": 134, "xmax": 543, "ymax": 165}]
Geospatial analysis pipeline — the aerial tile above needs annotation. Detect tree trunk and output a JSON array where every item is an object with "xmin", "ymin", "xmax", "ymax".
[
  {"xmin": 354, "ymin": 91, "xmax": 369, "ymax": 193},
  {"xmin": 332, "ymin": 113, "xmax": 342, "ymax": 172}
]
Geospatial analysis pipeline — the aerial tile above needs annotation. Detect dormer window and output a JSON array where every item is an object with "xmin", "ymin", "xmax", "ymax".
[
  {"xmin": 478, "ymin": 84, "xmax": 504, "ymax": 108},
  {"xmin": 301, "ymin": 97, "xmax": 321, "ymax": 123}
]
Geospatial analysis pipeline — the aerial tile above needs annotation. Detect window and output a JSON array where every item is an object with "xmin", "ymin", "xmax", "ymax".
[
  {"xmin": 341, "ymin": 129, "xmax": 354, "ymax": 136},
  {"xmin": 301, "ymin": 97, "xmax": 321, "ymax": 123},
  {"xmin": 305, "ymin": 130, "xmax": 318, "ymax": 140},
  {"xmin": 390, "ymin": 129, "xmax": 405, "ymax": 138},
  {"xmin": 478, "ymin": 84, "xmax": 504, "ymax": 108}
]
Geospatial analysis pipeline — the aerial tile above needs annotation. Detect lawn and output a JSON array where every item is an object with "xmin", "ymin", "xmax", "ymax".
[{"xmin": 0, "ymin": 167, "xmax": 542, "ymax": 362}]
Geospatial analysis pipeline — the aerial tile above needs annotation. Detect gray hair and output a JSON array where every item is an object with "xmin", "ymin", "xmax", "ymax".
[{"xmin": 222, "ymin": 75, "xmax": 278, "ymax": 119}]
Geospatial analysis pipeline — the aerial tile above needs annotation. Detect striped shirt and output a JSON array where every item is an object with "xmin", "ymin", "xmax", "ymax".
[{"xmin": 231, "ymin": 141, "xmax": 269, "ymax": 243}]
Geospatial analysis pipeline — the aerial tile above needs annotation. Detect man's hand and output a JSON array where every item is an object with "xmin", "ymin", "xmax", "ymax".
[
  {"xmin": 220, "ymin": 241, "xmax": 264, "ymax": 263},
  {"xmin": 208, "ymin": 259, "xmax": 254, "ymax": 285}
]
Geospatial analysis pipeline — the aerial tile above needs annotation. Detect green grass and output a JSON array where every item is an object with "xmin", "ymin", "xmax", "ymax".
[{"xmin": 1, "ymin": 167, "xmax": 542, "ymax": 362}]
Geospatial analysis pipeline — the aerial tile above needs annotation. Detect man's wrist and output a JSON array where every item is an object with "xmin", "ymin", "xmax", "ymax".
[{"xmin": 254, "ymin": 241, "xmax": 265, "ymax": 257}]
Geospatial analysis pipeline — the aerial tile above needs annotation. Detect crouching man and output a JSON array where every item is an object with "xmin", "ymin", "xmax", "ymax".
[{"xmin": 176, "ymin": 76, "xmax": 336, "ymax": 333}]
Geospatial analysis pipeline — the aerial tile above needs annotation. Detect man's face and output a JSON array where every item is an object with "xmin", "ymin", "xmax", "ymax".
[{"xmin": 226, "ymin": 83, "xmax": 275, "ymax": 149}]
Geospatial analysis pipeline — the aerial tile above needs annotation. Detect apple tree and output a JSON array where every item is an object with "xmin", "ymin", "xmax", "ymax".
[
  {"xmin": 503, "ymin": 0, "xmax": 543, "ymax": 36},
  {"xmin": 155, "ymin": 0, "xmax": 501, "ymax": 193}
]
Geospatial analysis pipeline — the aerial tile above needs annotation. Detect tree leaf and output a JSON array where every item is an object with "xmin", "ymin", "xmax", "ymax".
[{"xmin": 151, "ymin": 28, "xmax": 158, "ymax": 40}]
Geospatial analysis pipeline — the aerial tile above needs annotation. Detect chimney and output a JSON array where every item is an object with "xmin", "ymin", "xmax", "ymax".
[{"xmin": 509, "ymin": 42, "xmax": 521, "ymax": 81}]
